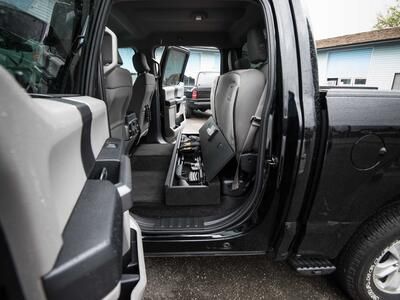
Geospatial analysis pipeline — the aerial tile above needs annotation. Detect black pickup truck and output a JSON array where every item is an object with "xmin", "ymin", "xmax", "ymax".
[
  {"xmin": 1, "ymin": 1, "xmax": 400, "ymax": 300},
  {"xmin": 184, "ymin": 71, "xmax": 219, "ymax": 118}
]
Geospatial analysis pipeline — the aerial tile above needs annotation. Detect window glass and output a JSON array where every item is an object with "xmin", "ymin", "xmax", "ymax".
[
  {"xmin": 354, "ymin": 78, "xmax": 367, "ymax": 85},
  {"xmin": 162, "ymin": 49, "xmax": 187, "ymax": 87},
  {"xmin": 184, "ymin": 51, "xmax": 200, "ymax": 88},
  {"xmin": 327, "ymin": 78, "xmax": 338, "ymax": 86},
  {"xmin": 184, "ymin": 47, "xmax": 220, "ymax": 88},
  {"xmin": 340, "ymin": 78, "xmax": 352, "ymax": 86},
  {"xmin": 327, "ymin": 49, "xmax": 372, "ymax": 79},
  {"xmin": 155, "ymin": 46, "xmax": 221, "ymax": 88},
  {"xmin": 154, "ymin": 46, "xmax": 164, "ymax": 63},
  {"xmin": 118, "ymin": 47, "xmax": 136, "ymax": 83},
  {"xmin": 0, "ymin": 0, "xmax": 93, "ymax": 94}
]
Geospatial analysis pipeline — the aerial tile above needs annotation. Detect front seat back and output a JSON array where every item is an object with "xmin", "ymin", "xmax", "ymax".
[
  {"xmin": 128, "ymin": 52, "xmax": 156, "ymax": 140},
  {"xmin": 102, "ymin": 34, "xmax": 132, "ymax": 138}
]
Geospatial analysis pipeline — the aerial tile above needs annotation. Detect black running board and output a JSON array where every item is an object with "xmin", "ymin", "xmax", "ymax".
[{"xmin": 289, "ymin": 256, "xmax": 336, "ymax": 276}]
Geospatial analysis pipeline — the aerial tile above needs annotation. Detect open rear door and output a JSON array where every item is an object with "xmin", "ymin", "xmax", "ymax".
[
  {"xmin": 0, "ymin": 1, "xmax": 146, "ymax": 299},
  {"xmin": 0, "ymin": 67, "xmax": 147, "ymax": 300},
  {"xmin": 159, "ymin": 46, "xmax": 190, "ymax": 142}
]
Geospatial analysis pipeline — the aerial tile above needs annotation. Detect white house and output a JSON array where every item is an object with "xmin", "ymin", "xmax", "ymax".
[{"xmin": 317, "ymin": 27, "xmax": 400, "ymax": 90}]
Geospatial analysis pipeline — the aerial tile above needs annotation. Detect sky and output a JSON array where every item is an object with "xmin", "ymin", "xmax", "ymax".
[{"xmin": 304, "ymin": 0, "xmax": 398, "ymax": 40}]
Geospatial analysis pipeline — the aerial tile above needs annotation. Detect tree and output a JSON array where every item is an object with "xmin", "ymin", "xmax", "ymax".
[{"xmin": 375, "ymin": 0, "xmax": 400, "ymax": 29}]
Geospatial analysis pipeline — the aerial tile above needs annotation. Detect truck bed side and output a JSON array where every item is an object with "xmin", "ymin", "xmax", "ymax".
[{"xmin": 297, "ymin": 89, "xmax": 400, "ymax": 258}]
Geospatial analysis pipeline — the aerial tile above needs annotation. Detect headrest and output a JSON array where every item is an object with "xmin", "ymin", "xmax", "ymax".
[
  {"xmin": 247, "ymin": 28, "xmax": 267, "ymax": 64},
  {"xmin": 234, "ymin": 58, "xmax": 251, "ymax": 70},
  {"xmin": 133, "ymin": 53, "xmax": 150, "ymax": 73},
  {"xmin": 102, "ymin": 34, "xmax": 113, "ymax": 65}
]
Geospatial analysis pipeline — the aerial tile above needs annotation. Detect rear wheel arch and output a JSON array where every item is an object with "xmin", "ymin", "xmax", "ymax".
[{"xmin": 336, "ymin": 201, "xmax": 400, "ymax": 299}]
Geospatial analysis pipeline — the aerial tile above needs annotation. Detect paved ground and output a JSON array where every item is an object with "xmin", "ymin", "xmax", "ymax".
[
  {"xmin": 183, "ymin": 110, "xmax": 211, "ymax": 133},
  {"xmin": 148, "ymin": 112, "xmax": 348, "ymax": 300},
  {"xmin": 144, "ymin": 256, "xmax": 349, "ymax": 300}
]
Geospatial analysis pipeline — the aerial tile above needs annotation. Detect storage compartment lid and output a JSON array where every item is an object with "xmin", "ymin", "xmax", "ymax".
[{"xmin": 199, "ymin": 117, "xmax": 235, "ymax": 181}]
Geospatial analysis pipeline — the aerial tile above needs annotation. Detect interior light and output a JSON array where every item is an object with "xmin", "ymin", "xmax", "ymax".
[{"xmin": 193, "ymin": 12, "xmax": 207, "ymax": 21}]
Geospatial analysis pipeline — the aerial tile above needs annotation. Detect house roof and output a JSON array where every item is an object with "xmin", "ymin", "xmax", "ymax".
[{"xmin": 316, "ymin": 27, "xmax": 400, "ymax": 50}]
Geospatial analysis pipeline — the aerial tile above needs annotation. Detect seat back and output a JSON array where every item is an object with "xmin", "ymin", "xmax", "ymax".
[
  {"xmin": 128, "ymin": 52, "xmax": 156, "ymax": 139},
  {"xmin": 102, "ymin": 34, "xmax": 132, "ymax": 138},
  {"xmin": 212, "ymin": 28, "xmax": 268, "ymax": 158}
]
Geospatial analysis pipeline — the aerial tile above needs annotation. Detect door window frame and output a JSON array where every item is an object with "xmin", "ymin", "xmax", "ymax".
[{"xmin": 392, "ymin": 73, "xmax": 400, "ymax": 91}]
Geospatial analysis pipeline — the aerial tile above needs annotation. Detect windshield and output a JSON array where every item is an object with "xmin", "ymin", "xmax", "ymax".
[{"xmin": 0, "ymin": 0, "xmax": 93, "ymax": 94}]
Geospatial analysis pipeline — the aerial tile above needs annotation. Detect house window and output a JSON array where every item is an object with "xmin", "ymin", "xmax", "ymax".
[
  {"xmin": 327, "ymin": 78, "xmax": 338, "ymax": 86},
  {"xmin": 393, "ymin": 73, "xmax": 400, "ymax": 91},
  {"xmin": 327, "ymin": 48, "xmax": 372, "ymax": 85},
  {"xmin": 354, "ymin": 78, "xmax": 367, "ymax": 86},
  {"xmin": 340, "ymin": 78, "xmax": 352, "ymax": 86}
]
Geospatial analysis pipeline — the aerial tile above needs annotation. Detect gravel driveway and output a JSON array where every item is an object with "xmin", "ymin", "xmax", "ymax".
[{"xmin": 144, "ymin": 256, "xmax": 349, "ymax": 300}]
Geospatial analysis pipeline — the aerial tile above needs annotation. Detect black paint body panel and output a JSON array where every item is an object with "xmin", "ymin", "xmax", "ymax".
[{"xmin": 298, "ymin": 90, "xmax": 400, "ymax": 258}]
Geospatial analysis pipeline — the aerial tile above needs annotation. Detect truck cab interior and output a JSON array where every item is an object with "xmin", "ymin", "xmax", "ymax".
[{"xmin": 103, "ymin": 0, "xmax": 277, "ymax": 233}]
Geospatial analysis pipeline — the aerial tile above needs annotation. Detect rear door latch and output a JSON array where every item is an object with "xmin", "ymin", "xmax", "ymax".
[{"xmin": 266, "ymin": 156, "xmax": 279, "ymax": 167}]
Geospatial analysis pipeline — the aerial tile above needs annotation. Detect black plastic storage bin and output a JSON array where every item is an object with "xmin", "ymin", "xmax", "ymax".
[{"xmin": 164, "ymin": 131, "xmax": 221, "ymax": 206}]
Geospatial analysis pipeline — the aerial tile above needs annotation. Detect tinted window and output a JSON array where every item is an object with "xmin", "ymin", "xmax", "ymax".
[
  {"xmin": 0, "ymin": 0, "xmax": 93, "ymax": 94},
  {"xmin": 162, "ymin": 48, "xmax": 187, "ymax": 87},
  {"xmin": 155, "ymin": 46, "xmax": 220, "ymax": 88}
]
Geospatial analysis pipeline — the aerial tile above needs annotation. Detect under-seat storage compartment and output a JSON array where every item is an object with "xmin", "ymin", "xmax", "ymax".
[
  {"xmin": 131, "ymin": 144, "xmax": 174, "ymax": 206},
  {"xmin": 165, "ymin": 132, "xmax": 221, "ymax": 206}
]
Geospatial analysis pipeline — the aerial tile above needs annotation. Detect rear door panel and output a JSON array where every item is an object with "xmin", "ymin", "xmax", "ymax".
[
  {"xmin": 0, "ymin": 67, "xmax": 146, "ymax": 300},
  {"xmin": 160, "ymin": 47, "xmax": 190, "ymax": 141}
]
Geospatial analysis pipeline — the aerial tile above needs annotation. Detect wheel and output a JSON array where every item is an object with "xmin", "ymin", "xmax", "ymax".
[
  {"xmin": 185, "ymin": 106, "xmax": 192, "ymax": 118},
  {"xmin": 336, "ymin": 204, "xmax": 400, "ymax": 299}
]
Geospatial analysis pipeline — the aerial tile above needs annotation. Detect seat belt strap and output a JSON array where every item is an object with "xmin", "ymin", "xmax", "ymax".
[
  {"xmin": 232, "ymin": 83, "xmax": 268, "ymax": 190},
  {"xmin": 210, "ymin": 76, "xmax": 220, "ymax": 125}
]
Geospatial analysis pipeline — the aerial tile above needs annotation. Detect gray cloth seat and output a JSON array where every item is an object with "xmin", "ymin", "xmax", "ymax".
[
  {"xmin": 128, "ymin": 52, "xmax": 156, "ymax": 140},
  {"xmin": 212, "ymin": 27, "xmax": 268, "ymax": 160},
  {"xmin": 102, "ymin": 35, "xmax": 132, "ymax": 138}
]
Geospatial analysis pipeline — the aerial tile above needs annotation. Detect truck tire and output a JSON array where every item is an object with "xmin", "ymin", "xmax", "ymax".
[{"xmin": 336, "ymin": 204, "xmax": 400, "ymax": 300}]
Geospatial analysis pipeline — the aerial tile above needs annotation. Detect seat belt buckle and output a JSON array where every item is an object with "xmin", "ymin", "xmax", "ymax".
[
  {"xmin": 145, "ymin": 104, "xmax": 151, "ymax": 122},
  {"xmin": 250, "ymin": 116, "xmax": 261, "ymax": 127}
]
